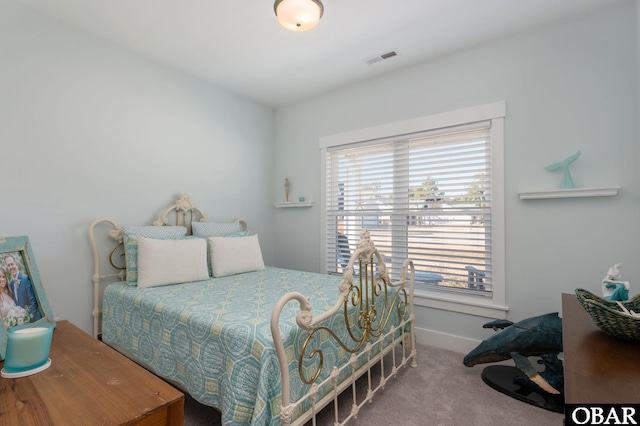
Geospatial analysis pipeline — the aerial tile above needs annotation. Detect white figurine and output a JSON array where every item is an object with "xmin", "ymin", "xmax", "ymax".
[{"xmin": 601, "ymin": 262, "xmax": 630, "ymax": 301}]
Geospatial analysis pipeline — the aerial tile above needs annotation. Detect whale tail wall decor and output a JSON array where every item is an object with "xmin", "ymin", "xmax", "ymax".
[{"xmin": 545, "ymin": 150, "xmax": 580, "ymax": 189}]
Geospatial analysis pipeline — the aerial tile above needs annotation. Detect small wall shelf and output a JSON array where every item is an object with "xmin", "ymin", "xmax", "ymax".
[
  {"xmin": 518, "ymin": 186, "xmax": 620, "ymax": 200},
  {"xmin": 274, "ymin": 201, "xmax": 315, "ymax": 208}
]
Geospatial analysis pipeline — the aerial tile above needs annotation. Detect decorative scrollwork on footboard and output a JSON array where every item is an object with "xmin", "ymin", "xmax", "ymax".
[
  {"xmin": 271, "ymin": 229, "xmax": 415, "ymax": 425},
  {"xmin": 297, "ymin": 250, "xmax": 408, "ymax": 384}
]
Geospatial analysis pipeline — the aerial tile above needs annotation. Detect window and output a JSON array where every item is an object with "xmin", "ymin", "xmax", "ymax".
[{"xmin": 320, "ymin": 103, "xmax": 506, "ymax": 317}]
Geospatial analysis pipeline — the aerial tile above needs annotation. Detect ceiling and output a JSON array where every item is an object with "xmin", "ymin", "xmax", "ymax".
[{"xmin": 18, "ymin": 0, "xmax": 620, "ymax": 107}]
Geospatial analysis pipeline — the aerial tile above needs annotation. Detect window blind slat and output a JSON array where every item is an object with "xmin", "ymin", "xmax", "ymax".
[{"xmin": 325, "ymin": 122, "xmax": 493, "ymax": 294}]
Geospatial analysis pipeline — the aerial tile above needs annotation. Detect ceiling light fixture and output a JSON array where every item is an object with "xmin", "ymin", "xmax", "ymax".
[{"xmin": 274, "ymin": 0, "xmax": 324, "ymax": 32}]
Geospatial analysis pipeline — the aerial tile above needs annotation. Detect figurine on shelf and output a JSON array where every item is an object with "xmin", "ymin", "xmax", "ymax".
[
  {"xmin": 545, "ymin": 150, "xmax": 580, "ymax": 189},
  {"xmin": 284, "ymin": 178, "xmax": 290, "ymax": 202},
  {"xmin": 602, "ymin": 262, "xmax": 630, "ymax": 301}
]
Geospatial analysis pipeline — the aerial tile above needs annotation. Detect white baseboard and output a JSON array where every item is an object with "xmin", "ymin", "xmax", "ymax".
[{"xmin": 414, "ymin": 326, "xmax": 481, "ymax": 355}]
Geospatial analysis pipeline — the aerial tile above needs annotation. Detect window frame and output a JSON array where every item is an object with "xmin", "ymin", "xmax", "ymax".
[{"xmin": 319, "ymin": 102, "xmax": 507, "ymax": 318}]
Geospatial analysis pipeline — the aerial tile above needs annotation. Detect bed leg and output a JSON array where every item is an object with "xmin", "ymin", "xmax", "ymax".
[{"xmin": 404, "ymin": 326, "xmax": 418, "ymax": 368}]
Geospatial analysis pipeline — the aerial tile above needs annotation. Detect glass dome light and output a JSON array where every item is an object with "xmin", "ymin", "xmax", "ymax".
[{"xmin": 274, "ymin": 0, "xmax": 324, "ymax": 32}]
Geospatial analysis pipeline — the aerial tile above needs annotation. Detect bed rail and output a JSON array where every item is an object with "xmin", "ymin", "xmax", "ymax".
[{"xmin": 271, "ymin": 229, "xmax": 416, "ymax": 425}]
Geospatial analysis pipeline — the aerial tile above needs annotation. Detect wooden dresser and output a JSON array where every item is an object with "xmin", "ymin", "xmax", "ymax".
[
  {"xmin": 0, "ymin": 320, "xmax": 184, "ymax": 425},
  {"xmin": 562, "ymin": 293, "xmax": 640, "ymax": 403}
]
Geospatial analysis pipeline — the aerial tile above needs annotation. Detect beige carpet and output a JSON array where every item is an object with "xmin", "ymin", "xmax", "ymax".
[{"xmin": 183, "ymin": 342, "xmax": 564, "ymax": 425}]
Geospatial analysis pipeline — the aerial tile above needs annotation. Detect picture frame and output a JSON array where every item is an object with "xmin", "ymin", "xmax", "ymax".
[{"xmin": 0, "ymin": 236, "xmax": 55, "ymax": 359}]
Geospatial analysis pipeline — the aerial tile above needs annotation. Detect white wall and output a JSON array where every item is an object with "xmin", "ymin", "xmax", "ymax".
[
  {"xmin": 1, "ymin": 0, "xmax": 636, "ymax": 352},
  {"xmin": 0, "ymin": 1, "xmax": 276, "ymax": 334},
  {"xmin": 274, "ymin": 2, "xmax": 639, "ymax": 349}
]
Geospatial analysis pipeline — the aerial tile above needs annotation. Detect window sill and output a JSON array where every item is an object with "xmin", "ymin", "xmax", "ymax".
[{"xmin": 414, "ymin": 291, "xmax": 509, "ymax": 319}]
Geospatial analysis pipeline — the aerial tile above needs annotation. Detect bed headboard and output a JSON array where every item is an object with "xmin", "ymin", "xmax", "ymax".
[
  {"xmin": 88, "ymin": 193, "xmax": 247, "ymax": 338},
  {"xmin": 152, "ymin": 193, "xmax": 208, "ymax": 231}
]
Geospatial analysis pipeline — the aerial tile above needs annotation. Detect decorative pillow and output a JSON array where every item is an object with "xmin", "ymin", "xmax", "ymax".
[
  {"xmin": 121, "ymin": 225, "xmax": 188, "ymax": 286},
  {"xmin": 192, "ymin": 221, "xmax": 247, "ymax": 238},
  {"xmin": 137, "ymin": 237, "xmax": 209, "ymax": 288},
  {"xmin": 121, "ymin": 225, "xmax": 188, "ymax": 241},
  {"xmin": 208, "ymin": 234, "xmax": 265, "ymax": 278},
  {"xmin": 202, "ymin": 231, "xmax": 249, "ymax": 277}
]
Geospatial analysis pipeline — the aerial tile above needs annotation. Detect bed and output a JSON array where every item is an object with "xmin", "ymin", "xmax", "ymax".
[{"xmin": 88, "ymin": 194, "xmax": 417, "ymax": 425}]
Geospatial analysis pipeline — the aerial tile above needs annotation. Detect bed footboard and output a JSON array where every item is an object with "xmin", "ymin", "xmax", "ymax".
[{"xmin": 271, "ymin": 230, "xmax": 416, "ymax": 425}]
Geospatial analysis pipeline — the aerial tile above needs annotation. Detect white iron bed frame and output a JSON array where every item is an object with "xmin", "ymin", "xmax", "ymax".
[{"xmin": 88, "ymin": 194, "xmax": 417, "ymax": 425}]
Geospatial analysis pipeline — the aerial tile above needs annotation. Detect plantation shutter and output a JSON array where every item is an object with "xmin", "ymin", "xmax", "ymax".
[{"xmin": 325, "ymin": 121, "xmax": 493, "ymax": 296}]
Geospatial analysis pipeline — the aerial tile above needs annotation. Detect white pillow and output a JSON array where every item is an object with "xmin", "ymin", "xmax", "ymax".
[
  {"xmin": 208, "ymin": 234, "xmax": 265, "ymax": 278},
  {"xmin": 137, "ymin": 237, "xmax": 209, "ymax": 288}
]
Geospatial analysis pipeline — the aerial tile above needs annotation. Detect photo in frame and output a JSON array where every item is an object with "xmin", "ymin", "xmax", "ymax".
[{"xmin": 0, "ymin": 236, "xmax": 55, "ymax": 359}]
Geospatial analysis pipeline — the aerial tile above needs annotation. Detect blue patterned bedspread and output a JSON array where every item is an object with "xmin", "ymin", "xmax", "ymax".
[{"xmin": 103, "ymin": 267, "xmax": 373, "ymax": 425}]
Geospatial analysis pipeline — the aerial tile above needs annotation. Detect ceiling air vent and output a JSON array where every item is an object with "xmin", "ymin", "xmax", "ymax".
[{"xmin": 363, "ymin": 50, "xmax": 399, "ymax": 65}]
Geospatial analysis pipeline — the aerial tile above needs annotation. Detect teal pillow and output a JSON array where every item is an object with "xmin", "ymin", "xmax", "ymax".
[
  {"xmin": 192, "ymin": 221, "xmax": 247, "ymax": 237},
  {"xmin": 121, "ymin": 225, "xmax": 188, "ymax": 286}
]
